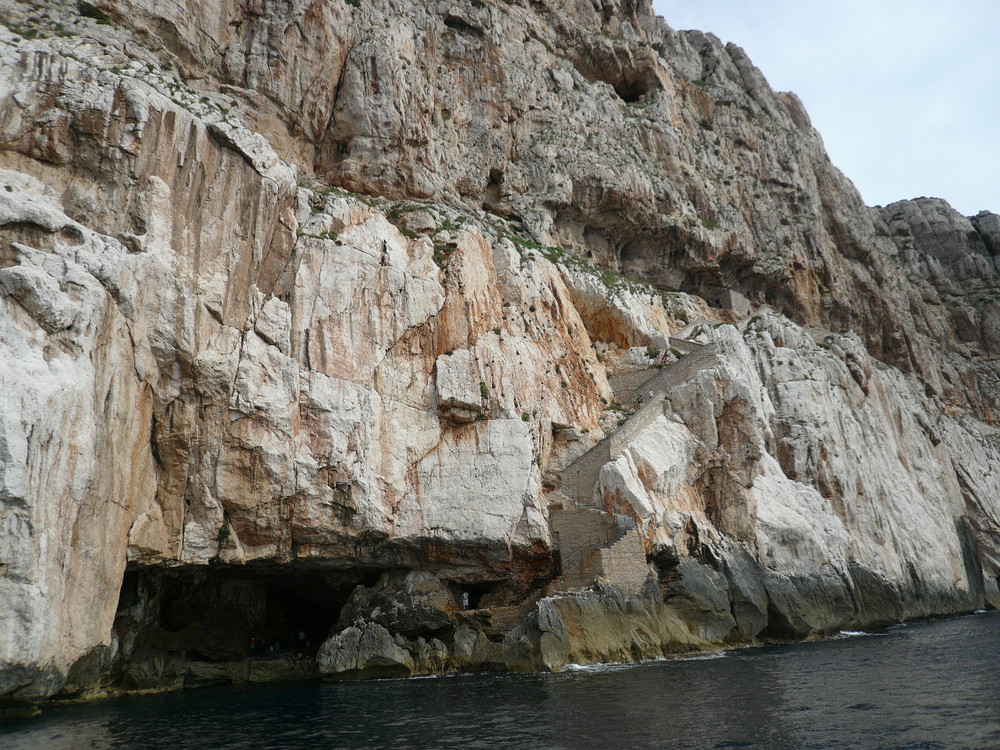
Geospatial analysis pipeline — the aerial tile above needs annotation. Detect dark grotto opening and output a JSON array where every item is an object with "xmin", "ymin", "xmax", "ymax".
[
  {"xmin": 612, "ymin": 78, "xmax": 652, "ymax": 104},
  {"xmin": 108, "ymin": 565, "xmax": 372, "ymax": 691},
  {"xmin": 759, "ymin": 600, "xmax": 800, "ymax": 641},
  {"xmin": 460, "ymin": 580, "xmax": 504, "ymax": 610},
  {"xmin": 481, "ymin": 168, "xmax": 505, "ymax": 215}
]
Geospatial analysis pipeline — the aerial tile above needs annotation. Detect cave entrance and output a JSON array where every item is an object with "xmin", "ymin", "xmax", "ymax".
[
  {"xmin": 482, "ymin": 169, "xmax": 504, "ymax": 215},
  {"xmin": 460, "ymin": 581, "xmax": 505, "ymax": 610},
  {"xmin": 253, "ymin": 574, "xmax": 345, "ymax": 656},
  {"xmin": 613, "ymin": 79, "xmax": 652, "ymax": 104},
  {"xmin": 114, "ymin": 565, "xmax": 367, "ymax": 665}
]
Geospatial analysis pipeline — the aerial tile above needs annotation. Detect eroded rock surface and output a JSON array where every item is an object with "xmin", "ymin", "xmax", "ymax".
[{"xmin": 0, "ymin": 0, "xmax": 998, "ymax": 704}]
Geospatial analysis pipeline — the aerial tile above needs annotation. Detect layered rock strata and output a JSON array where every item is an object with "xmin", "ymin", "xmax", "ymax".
[{"xmin": 0, "ymin": 0, "xmax": 998, "ymax": 706}]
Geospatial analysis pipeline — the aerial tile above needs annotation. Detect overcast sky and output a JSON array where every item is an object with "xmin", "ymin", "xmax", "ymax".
[{"xmin": 652, "ymin": 0, "xmax": 999, "ymax": 216}]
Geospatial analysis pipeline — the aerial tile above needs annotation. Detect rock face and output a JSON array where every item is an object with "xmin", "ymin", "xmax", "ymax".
[
  {"xmin": 336, "ymin": 570, "xmax": 458, "ymax": 637},
  {"xmin": 0, "ymin": 0, "xmax": 998, "ymax": 704}
]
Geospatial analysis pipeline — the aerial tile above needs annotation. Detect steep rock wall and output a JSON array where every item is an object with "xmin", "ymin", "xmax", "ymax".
[
  {"xmin": 0, "ymin": 0, "xmax": 998, "ymax": 701},
  {"xmin": 70, "ymin": 0, "xmax": 999, "ymax": 419}
]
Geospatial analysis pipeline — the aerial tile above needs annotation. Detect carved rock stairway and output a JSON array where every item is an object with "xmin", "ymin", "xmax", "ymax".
[
  {"xmin": 483, "ymin": 589, "xmax": 549, "ymax": 634},
  {"xmin": 551, "ymin": 342, "xmax": 720, "ymax": 594}
]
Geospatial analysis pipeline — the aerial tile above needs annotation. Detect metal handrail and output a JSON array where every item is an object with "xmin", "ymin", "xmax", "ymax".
[
  {"xmin": 561, "ymin": 536, "xmax": 604, "ymax": 574},
  {"xmin": 559, "ymin": 512, "xmax": 635, "ymax": 574}
]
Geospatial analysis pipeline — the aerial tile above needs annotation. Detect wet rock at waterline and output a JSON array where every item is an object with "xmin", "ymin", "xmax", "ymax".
[
  {"xmin": 317, "ymin": 623, "xmax": 420, "ymax": 680},
  {"xmin": 1, "ymin": 0, "xmax": 999, "ymax": 710}
]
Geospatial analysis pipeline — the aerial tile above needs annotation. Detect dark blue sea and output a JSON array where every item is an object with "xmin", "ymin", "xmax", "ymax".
[{"xmin": 4, "ymin": 611, "xmax": 999, "ymax": 749}]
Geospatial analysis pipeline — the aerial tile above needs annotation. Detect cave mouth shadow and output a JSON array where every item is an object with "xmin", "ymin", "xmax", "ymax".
[{"xmin": 114, "ymin": 565, "xmax": 378, "ymax": 667}]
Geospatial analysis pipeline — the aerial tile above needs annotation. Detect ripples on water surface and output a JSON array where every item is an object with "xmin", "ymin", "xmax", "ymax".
[{"xmin": 4, "ymin": 612, "xmax": 999, "ymax": 749}]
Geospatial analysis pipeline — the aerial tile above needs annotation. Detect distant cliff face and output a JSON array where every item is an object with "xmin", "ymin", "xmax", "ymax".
[{"xmin": 0, "ymin": 0, "xmax": 998, "ymax": 704}]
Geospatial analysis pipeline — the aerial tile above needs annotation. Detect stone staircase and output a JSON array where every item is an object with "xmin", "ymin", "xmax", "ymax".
[
  {"xmin": 607, "ymin": 368, "xmax": 660, "ymax": 406},
  {"xmin": 604, "ymin": 337, "xmax": 706, "ymax": 405},
  {"xmin": 552, "ymin": 508, "xmax": 634, "ymax": 589},
  {"xmin": 669, "ymin": 336, "xmax": 704, "ymax": 355},
  {"xmin": 484, "ymin": 589, "xmax": 549, "ymax": 634},
  {"xmin": 550, "ymin": 342, "xmax": 721, "ymax": 594}
]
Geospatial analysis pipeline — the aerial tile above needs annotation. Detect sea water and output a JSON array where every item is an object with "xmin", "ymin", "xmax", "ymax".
[{"xmin": 4, "ymin": 611, "xmax": 999, "ymax": 749}]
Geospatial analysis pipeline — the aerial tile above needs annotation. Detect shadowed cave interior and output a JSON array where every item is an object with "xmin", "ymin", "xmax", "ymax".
[
  {"xmin": 108, "ymin": 563, "xmax": 512, "ymax": 688},
  {"xmin": 113, "ymin": 566, "xmax": 377, "ymax": 667}
]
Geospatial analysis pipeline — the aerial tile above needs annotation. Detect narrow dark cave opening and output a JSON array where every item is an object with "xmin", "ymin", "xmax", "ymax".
[
  {"xmin": 759, "ymin": 600, "xmax": 798, "ymax": 641},
  {"xmin": 443, "ymin": 13, "xmax": 484, "ymax": 38},
  {"xmin": 460, "ymin": 580, "xmax": 505, "ymax": 610},
  {"xmin": 118, "ymin": 569, "xmax": 140, "ymax": 610},
  {"xmin": 482, "ymin": 168, "xmax": 504, "ymax": 215}
]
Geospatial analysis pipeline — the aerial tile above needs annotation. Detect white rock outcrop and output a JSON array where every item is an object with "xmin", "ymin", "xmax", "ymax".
[{"xmin": 0, "ymin": 0, "xmax": 998, "ymax": 701}]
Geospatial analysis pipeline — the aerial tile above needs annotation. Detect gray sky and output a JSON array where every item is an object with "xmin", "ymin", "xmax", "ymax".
[{"xmin": 652, "ymin": 0, "xmax": 999, "ymax": 216}]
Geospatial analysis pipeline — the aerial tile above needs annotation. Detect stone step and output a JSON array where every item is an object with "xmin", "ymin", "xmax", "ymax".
[
  {"xmin": 551, "ymin": 342, "xmax": 720, "ymax": 592},
  {"xmin": 668, "ymin": 336, "xmax": 702, "ymax": 354},
  {"xmin": 559, "ymin": 343, "xmax": 717, "ymax": 510},
  {"xmin": 595, "ymin": 529, "xmax": 649, "ymax": 596},
  {"xmin": 484, "ymin": 589, "xmax": 547, "ymax": 633},
  {"xmin": 608, "ymin": 367, "xmax": 659, "ymax": 405}
]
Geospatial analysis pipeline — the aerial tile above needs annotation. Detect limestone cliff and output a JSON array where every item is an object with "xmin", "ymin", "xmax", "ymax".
[{"xmin": 0, "ymin": 0, "xmax": 998, "ymax": 706}]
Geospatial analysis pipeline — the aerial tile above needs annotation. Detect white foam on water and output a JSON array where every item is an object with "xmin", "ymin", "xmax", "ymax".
[
  {"xmin": 833, "ymin": 629, "xmax": 897, "ymax": 639},
  {"xmin": 561, "ymin": 650, "xmax": 730, "ymax": 674},
  {"xmin": 678, "ymin": 651, "xmax": 728, "ymax": 661},
  {"xmin": 560, "ymin": 661, "xmax": 632, "ymax": 674}
]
